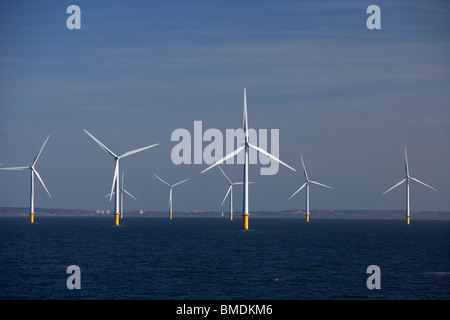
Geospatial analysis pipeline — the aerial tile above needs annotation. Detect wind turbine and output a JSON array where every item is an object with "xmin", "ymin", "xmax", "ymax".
[
  {"xmin": 382, "ymin": 147, "xmax": 436, "ymax": 224},
  {"xmin": 0, "ymin": 136, "xmax": 51, "ymax": 223},
  {"xmin": 202, "ymin": 88, "xmax": 296, "ymax": 230},
  {"xmin": 288, "ymin": 155, "xmax": 333, "ymax": 222},
  {"xmin": 154, "ymin": 174, "xmax": 190, "ymax": 220},
  {"xmin": 84, "ymin": 129, "xmax": 158, "ymax": 225},
  {"xmin": 218, "ymin": 165, "xmax": 250, "ymax": 221},
  {"xmin": 105, "ymin": 170, "xmax": 137, "ymax": 219}
]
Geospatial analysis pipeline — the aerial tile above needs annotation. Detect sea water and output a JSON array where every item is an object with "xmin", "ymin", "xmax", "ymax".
[{"xmin": 0, "ymin": 217, "xmax": 448, "ymax": 299}]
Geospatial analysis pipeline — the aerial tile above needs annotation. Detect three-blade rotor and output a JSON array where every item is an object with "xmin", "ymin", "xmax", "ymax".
[
  {"xmin": 84, "ymin": 129, "xmax": 158, "ymax": 201},
  {"xmin": 382, "ymin": 147, "xmax": 436, "ymax": 195},
  {"xmin": 154, "ymin": 174, "xmax": 190, "ymax": 209},
  {"xmin": 218, "ymin": 165, "xmax": 247, "ymax": 206},
  {"xmin": 0, "ymin": 135, "xmax": 52, "ymax": 199},
  {"xmin": 289, "ymin": 155, "xmax": 333, "ymax": 200},
  {"xmin": 201, "ymin": 88, "xmax": 295, "ymax": 175}
]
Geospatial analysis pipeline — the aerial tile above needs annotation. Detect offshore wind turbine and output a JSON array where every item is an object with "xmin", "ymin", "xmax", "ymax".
[
  {"xmin": 0, "ymin": 136, "xmax": 51, "ymax": 223},
  {"xmin": 154, "ymin": 174, "xmax": 190, "ymax": 220},
  {"xmin": 288, "ymin": 155, "xmax": 333, "ymax": 222},
  {"xmin": 218, "ymin": 165, "xmax": 248, "ymax": 221},
  {"xmin": 84, "ymin": 129, "xmax": 158, "ymax": 226},
  {"xmin": 106, "ymin": 170, "xmax": 137, "ymax": 219},
  {"xmin": 202, "ymin": 88, "xmax": 296, "ymax": 230},
  {"xmin": 382, "ymin": 147, "xmax": 436, "ymax": 224}
]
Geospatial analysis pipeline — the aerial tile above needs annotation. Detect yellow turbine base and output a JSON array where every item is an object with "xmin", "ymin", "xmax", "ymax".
[
  {"xmin": 242, "ymin": 213, "xmax": 249, "ymax": 230},
  {"xmin": 114, "ymin": 213, "xmax": 120, "ymax": 226},
  {"xmin": 170, "ymin": 212, "xmax": 172, "ymax": 220},
  {"xmin": 306, "ymin": 213, "xmax": 310, "ymax": 223},
  {"xmin": 230, "ymin": 213, "xmax": 233, "ymax": 221},
  {"xmin": 30, "ymin": 212, "xmax": 34, "ymax": 224},
  {"xmin": 407, "ymin": 215, "xmax": 410, "ymax": 225},
  {"xmin": 121, "ymin": 212, "xmax": 123, "ymax": 219}
]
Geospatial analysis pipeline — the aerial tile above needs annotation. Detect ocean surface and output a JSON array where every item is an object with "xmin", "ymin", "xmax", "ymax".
[{"xmin": 0, "ymin": 216, "xmax": 448, "ymax": 300}]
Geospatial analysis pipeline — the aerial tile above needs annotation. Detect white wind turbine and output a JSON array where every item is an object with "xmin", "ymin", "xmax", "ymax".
[
  {"xmin": 154, "ymin": 174, "xmax": 190, "ymax": 220},
  {"xmin": 288, "ymin": 155, "xmax": 333, "ymax": 222},
  {"xmin": 105, "ymin": 170, "xmax": 137, "ymax": 219},
  {"xmin": 84, "ymin": 129, "xmax": 158, "ymax": 225},
  {"xmin": 217, "ymin": 165, "xmax": 252, "ymax": 221},
  {"xmin": 382, "ymin": 147, "xmax": 436, "ymax": 224},
  {"xmin": 0, "ymin": 136, "xmax": 51, "ymax": 223},
  {"xmin": 202, "ymin": 88, "xmax": 296, "ymax": 230}
]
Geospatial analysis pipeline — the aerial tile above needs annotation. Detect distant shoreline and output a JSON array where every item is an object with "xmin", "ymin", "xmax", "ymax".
[{"xmin": 1, "ymin": 207, "xmax": 449, "ymax": 220}]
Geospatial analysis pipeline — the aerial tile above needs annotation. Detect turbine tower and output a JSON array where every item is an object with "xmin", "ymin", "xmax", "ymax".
[
  {"xmin": 154, "ymin": 174, "xmax": 190, "ymax": 220},
  {"xmin": 383, "ymin": 147, "xmax": 436, "ymax": 224},
  {"xmin": 288, "ymin": 155, "xmax": 333, "ymax": 222},
  {"xmin": 0, "ymin": 136, "xmax": 51, "ymax": 223},
  {"xmin": 84, "ymin": 129, "xmax": 158, "ymax": 226},
  {"xmin": 202, "ymin": 88, "xmax": 296, "ymax": 230}
]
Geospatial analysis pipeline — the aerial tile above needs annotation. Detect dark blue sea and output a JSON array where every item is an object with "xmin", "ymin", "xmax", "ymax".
[{"xmin": 0, "ymin": 217, "xmax": 448, "ymax": 300}]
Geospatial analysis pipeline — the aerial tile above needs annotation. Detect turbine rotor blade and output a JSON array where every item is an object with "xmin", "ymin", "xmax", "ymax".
[
  {"xmin": 123, "ymin": 189, "xmax": 138, "ymax": 201},
  {"xmin": 248, "ymin": 143, "xmax": 296, "ymax": 172},
  {"xmin": 119, "ymin": 143, "xmax": 159, "ymax": 158},
  {"xmin": 221, "ymin": 185, "xmax": 232, "ymax": 206},
  {"xmin": 154, "ymin": 174, "xmax": 171, "ymax": 187},
  {"xmin": 243, "ymin": 88, "xmax": 249, "ymax": 142},
  {"xmin": 201, "ymin": 145, "xmax": 245, "ymax": 174},
  {"xmin": 32, "ymin": 135, "xmax": 50, "ymax": 166},
  {"xmin": 104, "ymin": 192, "xmax": 114, "ymax": 199},
  {"xmin": 309, "ymin": 180, "xmax": 333, "ymax": 189},
  {"xmin": 404, "ymin": 146, "xmax": 409, "ymax": 177},
  {"xmin": 300, "ymin": 155, "xmax": 309, "ymax": 181},
  {"xmin": 33, "ymin": 168, "xmax": 52, "ymax": 198},
  {"xmin": 409, "ymin": 176, "xmax": 437, "ymax": 191},
  {"xmin": 173, "ymin": 178, "xmax": 190, "ymax": 187},
  {"xmin": 289, "ymin": 182, "xmax": 307, "ymax": 200},
  {"xmin": 218, "ymin": 165, "xmax": 232, "ymax": 185},
  {"xmin": 110, "ymin": 161, "xmax": 119, "ymax": 201},
  {"xmin": 0, "ymin": 166, "xmax": 29, "ymax": 170},
  {"xmin": 382, "ymin": 178, "xmax": 406, "ymax": 195},
  {"xmin": 84, "ymin": 129, "xmax": 118, "ymax": 158}
]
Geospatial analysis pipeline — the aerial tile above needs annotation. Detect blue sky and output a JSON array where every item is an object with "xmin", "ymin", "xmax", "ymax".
[{"xmin": 0, "ymin": 0, "xmax": 449, "ymax": 213}]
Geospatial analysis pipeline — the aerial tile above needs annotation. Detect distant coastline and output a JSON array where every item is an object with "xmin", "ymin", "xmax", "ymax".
[{"xmin": 1, "ymin": 207, "xmax": 449, "ymax": 220}]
